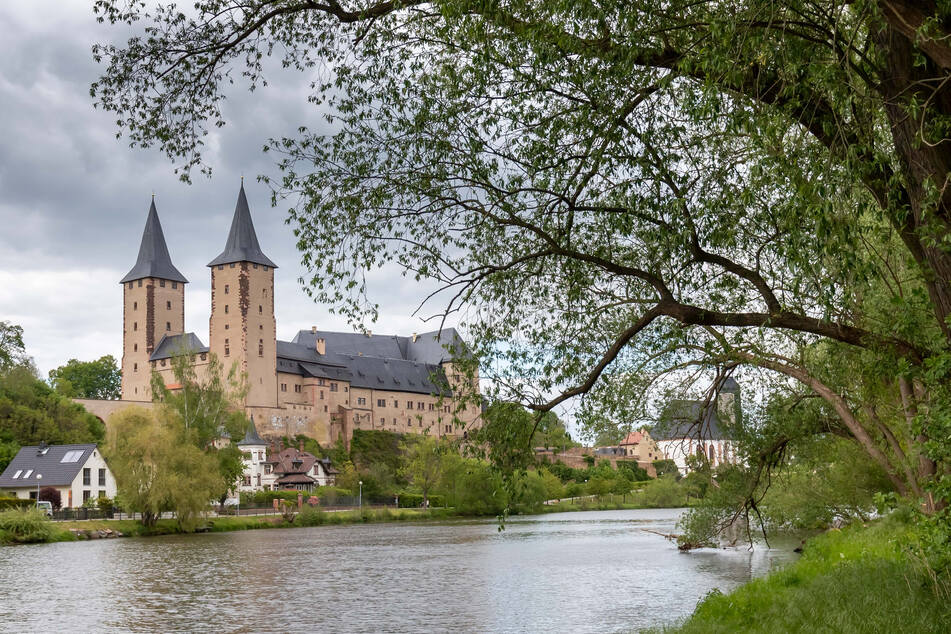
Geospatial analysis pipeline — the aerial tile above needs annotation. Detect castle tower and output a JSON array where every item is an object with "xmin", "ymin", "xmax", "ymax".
[
  {"xmin": 120, "ymin": 199, "xmax": 188, "ymax": 400},
  {"xmin": 207, "ymin": 183, "xmax": 278, "ymax": 408}
]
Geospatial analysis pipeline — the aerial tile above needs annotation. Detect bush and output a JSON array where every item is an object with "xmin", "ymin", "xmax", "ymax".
[
  {"xmin": 639, "ymin": 475, "xmax": 687, "ymax": 508},
  {"xmin": 0, "ymin": 497, "xmax": 33, "ymax": 510},
  {"xmin": 0, "ymin": 508, "xmax": 55, "ymax": 543},
  {"xmin": 240, "ymin": 490, "xmax": 301, "ymax": 506},
  {"xmin": 396, "ymin": 492, "xmax": 444, "ymax": 507},
  {"xmin": 295, "ymin": 505, "xmax": 326, "ymax": 526},
  {"xmin": 38, "ymin": 487, "xmax": 61, "ymax": 510}
]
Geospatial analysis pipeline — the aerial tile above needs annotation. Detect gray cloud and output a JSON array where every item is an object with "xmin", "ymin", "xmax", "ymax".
[{"xmin": 0, "ymin": 2, "xmax": 452, "ymax": 377}]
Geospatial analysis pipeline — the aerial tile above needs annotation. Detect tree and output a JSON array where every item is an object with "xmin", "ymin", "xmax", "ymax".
[
  {"xmin": 105, "ymin": 406, "xmax": 221, "ymax": 530},
  {"xmin": 38, "ymin": 487, "xmax": 61, "ymax": 511},
  {"xmin": 399, "ymin": 435, "xmax": 445, "ymax": 507},
  {"xmin": 48, "ymin": 355, "xmax": 121, "ymax": 400},
  {"xmin": 0, "ymin": 321, "xmax": 25, "ymax": 372},
  {"xmin": 91, "ymin": 1, "xmax": 951, "ymax": 510}
]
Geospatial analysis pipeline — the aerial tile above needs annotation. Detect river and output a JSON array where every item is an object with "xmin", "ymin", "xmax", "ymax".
[{"xmin": 0, "ymin": 508, "xmax": 797, "ymax": 633}]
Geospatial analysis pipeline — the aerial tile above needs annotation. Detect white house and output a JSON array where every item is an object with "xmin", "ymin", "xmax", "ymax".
[
  {"xmin": 652, "ymin": 378, "xmax": 741, "ymax": 475},
  {"xmin": 237, "ymin": 417, "xmax": 337, "ymax": 493},
  {"xmin": 0, "ymin": 444, "xmax": 117, "ymax": 508}
]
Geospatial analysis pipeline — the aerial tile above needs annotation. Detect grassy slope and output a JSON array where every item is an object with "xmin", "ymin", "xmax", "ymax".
[{"xmin": 663, "ymin": 516, "xmax": 951, "ymax": 634}]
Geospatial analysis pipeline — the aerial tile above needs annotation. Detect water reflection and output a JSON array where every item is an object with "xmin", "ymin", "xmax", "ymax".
[{"xmin": 0, "ymin": 509, "xmax": 796, "ymax": 633}]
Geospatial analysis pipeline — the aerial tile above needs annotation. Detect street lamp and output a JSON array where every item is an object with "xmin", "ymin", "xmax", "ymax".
[
  {"xmin": 358, "ymin": 481, "xmax": 363, "ymax": 510},
  {"xmin": 35, "ymin": 473, "xmax": 42, "ymax": 505}
]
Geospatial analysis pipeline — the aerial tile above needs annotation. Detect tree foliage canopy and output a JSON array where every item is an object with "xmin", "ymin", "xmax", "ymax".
[
  {"xmin": 92, "ymin": 1, "xmax": 951, "ymax": 511},
  {"xmin": 48, "ymin": 355, "xmax": 121, "ymax": 400}
]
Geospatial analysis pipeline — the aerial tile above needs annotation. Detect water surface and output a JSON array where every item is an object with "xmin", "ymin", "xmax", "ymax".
[{"xmin": 0, "ymin": 508, "xmax": 796, "ymax": 633}]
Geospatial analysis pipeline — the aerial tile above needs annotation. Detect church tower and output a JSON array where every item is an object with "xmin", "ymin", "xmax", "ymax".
[
  {"xmin": 207, "ymin": 183, "xmax": 278, "ymax": 407},
  {"xmin": 120, "ymin": 199, "xmax": 187, "ymax": 400}
]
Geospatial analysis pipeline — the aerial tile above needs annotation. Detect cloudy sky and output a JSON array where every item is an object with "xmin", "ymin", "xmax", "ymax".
[{"xmin": 0, "ymin": 2, "xmax": 448, "ymax": 378}]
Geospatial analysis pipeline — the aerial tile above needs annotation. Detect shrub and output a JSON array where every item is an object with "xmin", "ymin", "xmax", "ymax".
[
  {"xmin": 639, "ymin": 475, "xmax": 687, "ymax": 508},
  {"xmin": 295, "ymin": 506, "xmax": 326, "ymax": 527},
  {"xmin": 0, "ymin": 497, "xmax": 33, "ymax": 510},
  {"xmin": 0, "ymin": 508, "xmax": 55, "ymax": 543},
  {"xmin": 38, "ymin": 487, "xmax": 62, "ymax": 510}
]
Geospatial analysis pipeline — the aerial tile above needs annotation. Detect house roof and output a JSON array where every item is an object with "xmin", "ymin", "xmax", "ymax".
[
  {"xmin": 207, "ymin": 183, "xmax": 277, "ymax": 268},
  {"xmin": 120, "ymin": 200, "xmax": 188, "ymax": 284},
  {"xmin": 652, "ymin": 400, "xmax": 729, "ymax": 440},
  {"xmin": 237, "ymin": 415, "xmax": 266, "ymax": 447},
  {"xmin": 0, "ymin": 444, "xmax": 100, "ymax": 488},
  {"xmin": 276, "ymin": 328, "xmax": 465, "ymax": 396},
  {"xmin": 619, "ymin": 431, "xmax": 646, "ymax": 446},
  {"xmin": 149, "ymin": 332, "xmax": 209, "ymax": 361},
  {"xmin": 275, "ymin": 473, "xmax": 317, "ymax": 485}
]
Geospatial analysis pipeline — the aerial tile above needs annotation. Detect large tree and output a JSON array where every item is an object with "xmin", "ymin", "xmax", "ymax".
[
  {"xmin": 48, "ymin": 355, "xmax": 122, "ymax": 400},
  {"xmin": 92, "ymin": 1, "xmax": 951, "ymax": 508}
]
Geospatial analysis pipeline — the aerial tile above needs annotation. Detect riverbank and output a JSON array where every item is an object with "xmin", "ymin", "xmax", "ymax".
[{"xmin": 659, "ymin": 515, "xmax": 951, "ymax": 633}]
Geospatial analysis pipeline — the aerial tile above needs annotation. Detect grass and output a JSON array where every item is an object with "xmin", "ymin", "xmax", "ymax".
[{"xmin": 658, "ymin": 515, "xmax": 951, "ymax": 633}]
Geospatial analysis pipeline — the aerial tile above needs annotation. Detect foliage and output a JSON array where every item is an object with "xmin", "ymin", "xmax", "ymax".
[
  {"xmin": 48, "ymin": 355, "xmax": 121, "ymax": 400},
  {"xmin": 665, "ymin": 516, "xmax": 951, "ymax": 634},
  {"xmin": 639, "ymin": 476, "xmax": 689, "ymax": 509},
  {"xmin": 0, "ymin": 321, "xmax": 26, "ymax": 372},
  {"xmin": 349, "ymin": 429, "xmax": 405, "ymax": 473},
  {"xmin": 0, "ymin": 366, "xmax": 105, "ymax": 471},
  {"xmin": 0, "ymin": 508, "xmax": 55, "ymax": 544},
  {"xmin": 38, "ymin": 486, "xmax": 61, "ymax": 510},
  {"xmin": 398, "ymin": 434, "xmax": 445, "ymax": 507},
  {"xmin": 105, "ymin": 406, "xmax": 221, "ymax": 531},
  {"xmin": 0, "ymin": 497, "xmax": 33, "ymax": 510},
  {"xmin": 652, "ymin": 460, "xmax": 680, "ymax": 480}
]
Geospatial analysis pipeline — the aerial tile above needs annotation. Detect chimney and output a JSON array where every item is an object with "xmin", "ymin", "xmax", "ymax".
[
  {"xmin": 315, "ymin": 337, "xmax": 326, "ymax": 355},
  {"xmin": 412, "ymin": 332, "xmax": 417, "ymax": 342},
  {"xmin": 366, "ymin": 330, "xmax": 372, "ymax": 337},
  {"xmin": 278, "ymin": 439, "xmax": 284, "ymax": 452},
  {"xmin": 311, "ymin": 326, "xmax": 317, "ymax": 334},
  {"xmin": 298, "ymin": 439, "xmax": 304, "ymax": 453}
]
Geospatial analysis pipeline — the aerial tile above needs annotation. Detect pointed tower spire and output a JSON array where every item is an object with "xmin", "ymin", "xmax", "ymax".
[
  {"xmin": 207, "ymin": 183, "xmax": 277, "ymax": 268},
  {"xmin": 237, "ymin": 415, "xmax": 265, "ymax": 446},
  {"xmin": 120, "ymin": 199, "xmax": 188, "ymax": 284}
]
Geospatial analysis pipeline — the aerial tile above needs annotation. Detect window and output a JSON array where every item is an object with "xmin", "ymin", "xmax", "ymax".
[
  {"xmin": 357, "ymin": 397, "xmax": 366, "ymax": 405},
  {"xmin": 225, "ymin": 284, "xmax": 229, "ymax": 294},
  {"xmin": 98, "ymin": 468, "xmax": 106, "ymax": 487},
  {"xmin": 138, "ymin": 280, "xmax": 142, "ymax": 287},
  {"xmin": 259, "ymin": 305, "xmax": 263, "ymax": 313},
  {"xmin": 133, "ymin": 322, "xmax": 138, "ymax": 331},
  {"xmin": 418, "ymin": 401, "xmax": 424, "ymax": 410},
  {"xmin": 258, "ymin": 339, "xmax": 264, "ymax": 356},
  {"xmin": 377, "ymin": 399, "xmax": 386, "ymax": 407},
  {"xmin": 133, "ymin": 363, "xmax": 138, "ymax": 372},
  {"xmin": 393, "ymin": 400, "xmax": 398, "ymax": 408},
  {"xmin": 407, "ymin": 401, "xmax": 413, "ymax": 409},
  {"xmin": 344, "ymin": 386, "xmax": 348, "ymax": 392},
  {"xmin": 264, "ymin": 266, "xmax": 269, "ymax": 271},
  {"xmin": 23, "ymin": 469, "xmax": 33, "ymax": 478},
  {"xmin": 408, "ymin": 420, "xmax": 412, "ymax": 427},
  {"xmin": 83, "ymin": 490, "xmax": 91, "ymax": 502},
  {"xmin": 253, "ymin": 263, "xmax": 258, "ymax": 269},
  {"xmin": 12, "ymin": 470, "xmax": 21, "ymax": 479},
  {"xmin": 224, "ymin": 338, "xmax": 230, "ymax": 356},
  {"xmin": 218, "ymin": 265, "xmax": 223, "ymax": 271},
  {"xmin": 444, "ymin": 406, "xmax": 450, "ymax": 413},
  {"xmin": 330, "ymin": 383, "xmax": 338, "ymax": 392},
  {"xmin": 225, "ymin": 324, "xmax": 229, "ymax": 330},
  {"xmin": 429, "ymin": 403, "xmax": 435, "ymax": 411},
  {"xmin": 318, "ymin": 379, "xmax": 325, "ymax": 386},
  {"xmin": 83, "ymin": 468, "xmax": 91, "ymax": 486},
  {"xmin": 324, "ymin": 405, "xmax": 328, "ymax": 412},
  {"xmin": 225, "ymin": 304, "xmax": 229, "ymax": 314},
  {"xmin": 320, "ymin": 390, "xmax": 324, "ymax": 399},
  {"xmin": 172, "ymin": 282, "xmax": 178, "ymax": 289},
  {"xmin": 166, "ymin": 300, "xmax": 171, "ymax": 310},
  {"xmin": 166, "ymin": 321, "xmax": 171, "ymax": 331},
  {"xmin": 133, "ymin": 301, "xmax": 137, "ymax": 310},
  {"xmin": 128, "ymin": 282, "xmax": 133, "ymax": 289},
  {"xmin": 99, "ymin": 490, "xmax": 106, "ymax": 498},
  {"xmin": 281, "ymin": 383, "xmax": 287, "ymax": 392},
  {"xmin": 160, "ymin": 359, "xmax": 166, "ymax": 367},
  {"xmin": 294, "ymin": 384, "xmax": 301, "ymax": 393},
  {"xmin": 230, "ymin": 263, "xmax": 235, "ymax": 268},
  {"xmin": 200, "ymin": 353, "xmax": 207, "ymax": 361},
  {"xmin": 380, "ymin": 418, "xmax": 386, "ymax": 424},
  {"xmin": 133, "ymin": 343, "xmax": 137, "ymax": 352}
]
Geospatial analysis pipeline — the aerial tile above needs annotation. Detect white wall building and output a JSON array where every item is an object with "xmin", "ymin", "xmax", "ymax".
[{"xmin": 0, "ymin": 444, "xmax": 117, "ymax": 508}]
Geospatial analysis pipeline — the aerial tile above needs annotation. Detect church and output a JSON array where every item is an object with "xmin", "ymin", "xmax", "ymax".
[{"xmin": 117, "ymin": 183, "xmax": 482, "ymax": 446}]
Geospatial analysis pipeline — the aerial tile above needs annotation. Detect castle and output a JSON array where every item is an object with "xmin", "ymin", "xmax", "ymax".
[{"xmin": 116, "ymin": 183, "xmax": 482, "ymax": 446}]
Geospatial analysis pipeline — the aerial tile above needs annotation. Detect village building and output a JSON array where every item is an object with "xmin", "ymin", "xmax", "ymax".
[
  {"xmin": 0, "ymin": 444, "xmax": 116, "ymax": 508},
  {"xmin": 82, "ymin": 183, "xmax": 482, "ymax": 447},
  {"xmin": 651, "ymin": 378, "xmax": 741, "ymax": 474},
  {"xmin": 236, "ymin": 417, "xmax": 338, "ymax": 492}
]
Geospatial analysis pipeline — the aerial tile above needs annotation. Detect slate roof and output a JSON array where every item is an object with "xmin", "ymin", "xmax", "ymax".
[
  {"xmin": 207, "ymin": 184, "xmax": 277, "ymax": 268},
  {"xmin": 652, "ymin": 400, "xmax": 728, "ymax": 441},
  {"xmin": 237, "ymin": 416, "xmax": 266, "ymax": 447},
  {"xmin": 0, "ymin": 444, "xmax": 99, "ymax": 488},
  {"xmin": 120, "ymin": 200, "xmax": 188, "ymax": 284},
  {"xmin": 291, "ymin": 328, "xmax": 467, "ymax": 364},
  {"xmin": 150, "ymin": 332, "xmax": 209, "ymax": 361}
]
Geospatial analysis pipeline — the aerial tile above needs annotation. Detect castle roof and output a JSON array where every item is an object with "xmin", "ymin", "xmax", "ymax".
[
  {"xmin": 275, "ymin": 328, "xmax": 468, "ymax": 396},
  {"xmin": 149, "ymin": 332, "xmax": 209, "ymax": 361},
  {"xmin": 120, "ymin": 200, "xmax": 188, "ymax": 284},
  {"xmin": 237, "ymin": 415, "xmax": 266, "ymax": 447},
  {"xmin": 207, "ymin": 183, "xmax": 277, "ymax": 268}
]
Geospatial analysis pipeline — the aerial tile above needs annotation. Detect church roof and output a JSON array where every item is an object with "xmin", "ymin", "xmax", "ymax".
[
  {"xmin": 237, "ymin": 416, "xmax": 266, "ymax": 447},
  {"xmin": 207, "ymin": 183, "xmax": 277, "ymax": 268},
  {"xmin": 149, "ymin": 332, "xmax": 209, "ymax": 361},
  {"xmin": 120, "ymin": 200, "xmax": 188, "ymax": 284}
]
